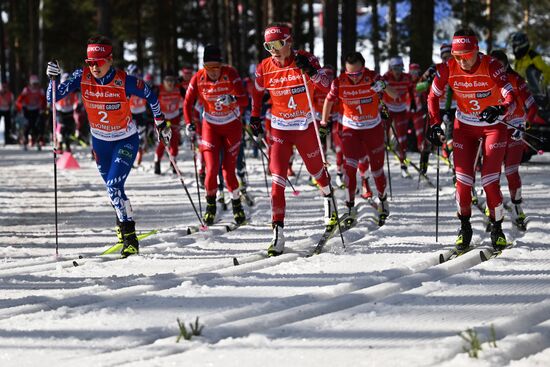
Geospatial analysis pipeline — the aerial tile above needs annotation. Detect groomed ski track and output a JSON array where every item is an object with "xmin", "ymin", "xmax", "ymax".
[{"xmin": 1, "ymin": 145, "xmax": 549, "ymax": 367}]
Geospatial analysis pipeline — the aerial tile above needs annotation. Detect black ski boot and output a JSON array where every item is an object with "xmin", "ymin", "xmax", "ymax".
[
  {"xmin": 154, "ymin": 161, "xmax": 161, "ymax": 175},
  {"xmin": 232, "ymin": 198, "xmax": 246, "ymax": 225},
  {"xmin": 203, "ymin": 196, "xmax": 216, "ymax": 225},
  {"xmin": 120, "ymin": 220, "xmax": 139, "ymax": 258},
  {"xmin": 115, "ymin": 216, "xmax": 123, "ymax": 244},
  {"xmin": 419, "ymin": 150, "xmax": 430, "ymax": 175},
  {"xmin": 490, "ymin": 219, "xmax": 507, "ymax": 251},
  {"xmin": 455, "ymin": 214, "xmax": 473, "ymax": 253}
]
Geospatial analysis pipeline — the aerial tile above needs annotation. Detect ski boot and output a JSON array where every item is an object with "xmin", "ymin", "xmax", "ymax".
[
  {"xmin": 267, "ymin": 221, "xmax": 285, "ymax": 257},
  {"xmin": 203, "ymin": 196, "xmax": 217, "ymax": 225},
  {"xmin": 344, "ymin": 200, "xmax": 357, "ymax": 228},
  {"xmin": 231, "ymin": 198, "xmax": 246, "ymax": 225},
  {"xmin": 419, "ymin": 150, "xmax": 430, "ymax": 175},
  {"xmin": 154, "ymin": 160, "xmax": 161, "ymax": 175},
  {"xmin": 120, "ymin": 220, "xmax": 139, "ymax": 258},
  {"xmin": 400, "ymin": 164, "xmax": 410, "ymax": 178},
  {"xmin": 511, "ymin": 199, "xmax": 527, "ymax": 231},
  {"xmin": 217, "ymin": 190, "xmax": 227, "ymax": 210},
  {"xmin": 323, "ymin": 194, "xmax": 339, "ymax": 230},
  {"xmin": 455, "ymin": 214, "xmax": 473, "ymax": 253},
  {"xmin": 335, "ymin": 173, "xmax": 345, "ymax": 189},
  {"xmin": 490, "ymin": 219, "xmax": 508, "ymax": 251},
  {"xmin": 199, "ymin": 171, "xmax": 206, "ymax": 189},
  {"xmin": 361, "ymin": 177, "xmax": 373, "ymax": 200},
  {"xmin": 377, "ymin": 194, "xmax": 390, "ymax": 226}
]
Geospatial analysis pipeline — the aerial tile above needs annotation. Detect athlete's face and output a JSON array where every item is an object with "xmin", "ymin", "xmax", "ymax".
[
  {"xmin": 453, "ymin": 51, "xmax": 478, "ymax": 71},
  {"xmin": 163, "ymin": 77, "xmax": 176, "ymax": 91},
  {"xmin": 204, "ymin": 62, "xmax": 222, "ymax": 81},
  {"xmin": 88, "ymin": 57, "xmax": 113, "ymax": 78},
  {"xmin": 267, "ymin": 38, "xmax": 292, "ymax": 62},
  {"xmin": 345, "ymin": 62, "xmax": 364, "ymax": 84}
]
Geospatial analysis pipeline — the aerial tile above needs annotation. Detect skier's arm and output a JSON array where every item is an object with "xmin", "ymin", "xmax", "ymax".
[
  {"xmin": 489, "ymin": 60, "xmax": 515, "ymax": 111},
  {"xmin": 15, "ymin": 89, "xmax": 26, "ymax": 112},
  {"xmin": 228, "ymin": 68, "xmax": 249, "ymax": 111},
  {"xmin": 183, "ymin": 74, "xmax": 199, "ymax": 125},
  {"xmin": 427, "ymin": 63, "xmax": 449, "ymax": 125},
  {"xmin": 47, "ymin": 68, "xmax": 83, "ymax": 103},
  {"xmin": 125, "ymin": 75, "xmax": 162, "ymax": 119},
  {"xmin": 322, "ymin": 78, "xmax": 339, "ymax": 125},
  {"xmin": 517, "ymin": 75, "xmax": 538, "ymax": 122},
  {"xmin": 251, "ymin": 63, "xmax": 265, "ymax": 118},
  {"xmin": 532, "ymin": 54, "xmax": 550, "ymax": 86}
]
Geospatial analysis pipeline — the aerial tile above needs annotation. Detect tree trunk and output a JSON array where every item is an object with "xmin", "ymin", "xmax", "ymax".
[
  {"xmin": 135, "ymin": 0, "xmax": 143, "ymax": 72},
  {"xmin": 323, "ymin": 0, "xmax": 338, "ymax": 68},
  {"xmin": 27, "ymin": 0, "xmax": 38, "ymax": 77},
  {"xmin": 387, "ymin": 0, "xmax": 397, "ymax": 58},
  {"xmin": 486, "ymin": 0, "xmax": 493, "ymax": 54},
  {"xmin": 371, "ymin": 0, "xmax": 381, "ymax": 73},
  {"xmin": 0, "ymin": 5, "xmax": 7, "ymax": 84},
  {"xmin": 291, "ymin": 0, "xmax": 302, "ymax": 50},
  {"xmin": 254, "ymin": 0, "xmax": 265, "ymax": 63},
  {"xmin": 341, "ymin": 0, "xmax": 357, "ymax": 68},
  {"xmin": 8, "ymin": 0, "xmax": 19, "ymax": 92},
  {"xmin": 96, "ymin": 0, "xmax": 112, "ymax": 37},
  {"xmin": 239, "ymin": 0, "xmax": 248, "ymax": 75},
  {"xmin": 307, "ymin": 0, "xmax": 314, "ymax": 53},
  {"xmin": 410, "ymin": 0, "xmax": 434, "ymax": 71}
]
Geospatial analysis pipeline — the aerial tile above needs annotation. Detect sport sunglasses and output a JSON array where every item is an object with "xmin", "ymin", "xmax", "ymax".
[
  {"xmin": 263, "ymin": 36, "xmax": 291, "ymax": 52},
  {"xmin": 85, "ymin": 58, "xmax": 109, "ymax": 68},
  {"xmin": 452, "ymin": 51, "xmax": 477, "ymax": 61},
  {"xmin": 345, "ymin": 69, "xmax": 364, "ymax": 78}
]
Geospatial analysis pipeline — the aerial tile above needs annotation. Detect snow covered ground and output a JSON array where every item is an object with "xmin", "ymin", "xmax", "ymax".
[{"xmin": 0, "ymin": 142, "xmax": 549, "ymax": 367}]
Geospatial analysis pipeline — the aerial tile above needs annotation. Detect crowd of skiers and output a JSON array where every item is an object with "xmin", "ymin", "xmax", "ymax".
[{"xmin": 2, "ymin": 22, "xmax": 544, "ymax": 258}]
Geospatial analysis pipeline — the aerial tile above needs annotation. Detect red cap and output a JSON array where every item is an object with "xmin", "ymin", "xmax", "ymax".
[
  {"xmin": 264, "ymin": 26, "xmax": 291, "ymax": 42},
  {"xmin": 451, "ymin": 36, "xmax": 478, "ymax": 54},
  {"xmin": 86, "ymin": 44, "xmax": 113, "ymax": 60},
  {"xmin": 409, "ymin": 63, "xmax": 421, "ymax": 72}
]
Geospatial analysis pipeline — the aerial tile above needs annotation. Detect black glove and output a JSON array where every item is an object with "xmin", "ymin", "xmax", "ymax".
[
  {"xmin": 295, "ymin": 54, "xmax": 317, "ymax": 77},
  {"xmin": 319, "ymin": 125, "xmax": 328, "ymax": 139},
  {"xmin": 480, "ymin": 105, "xmax": 505, "ymax": 124},
  {"xmin": 427, "ymin": 124, "xmax": 445, "ymax": 147},
  {"xmin": 249, "ymin": 116, "xmax": 263, "ymax": 137},
  {"xmin": 154, "ymin": 114, "xmax": 171, "ymax": 144},
  {"xmin": 380, "ymin": 104, "xmax": 390, "ymax": 120}
]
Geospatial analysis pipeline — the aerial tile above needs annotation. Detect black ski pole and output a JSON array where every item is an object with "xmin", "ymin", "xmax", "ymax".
[
  {"xmin": 163, "ymin": 139, "xmax": 207, "ymax": 229},
  {"xmin": 436, "ymin": 145, "xmax": 440, "ymax": 243},
  {"xmin": 384, "ymin": 119, "xmax": 393, "ymax": 199},
  {"xmin": 301, "ymin": 73, "xmax": 344, "ymax": 248},
  {"xmin": 191, "ymin": 138, "xmax": 203, "ymax": 217},
  {"xmin": 294, "ymin": 159, "xmax": 304, "ymax": 186},
  {"xmin": 244, "ymin": 127, "xmax": 300, "ymax": 196},
  {"xmin": 49, "ymin": 69, "xmax": 60, "ymax": 256}
]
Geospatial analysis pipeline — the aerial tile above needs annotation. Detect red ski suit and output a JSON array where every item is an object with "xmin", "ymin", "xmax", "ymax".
[
  {"xmin": 251, "ymin": 50, "xmax": 333, "ymax": 224},
  {"xmin": 326, "ymin": 68, "xmax": 387, "ymax": 203},
  {"xmin": 184, "ymin": 65, "xmax": 248, "ymax": 196},
  {"xmin": 428, "ymin": 54, "xmax": 516, "ymax": 220}
]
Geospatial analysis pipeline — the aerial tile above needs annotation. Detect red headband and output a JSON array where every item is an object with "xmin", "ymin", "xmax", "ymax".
[
  {"xmin": 87, "ymin": 44, "xmax": 113, "ymax": 59},
  {"xmin": 451, "ymin": 36, "xmax": 478, "ymax": 53},
  {"xmin": 264, "ymin": 26, "xmax": 291, "ymax": 42}
]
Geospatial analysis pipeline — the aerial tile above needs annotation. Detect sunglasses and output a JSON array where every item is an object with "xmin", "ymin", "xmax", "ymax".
[
  {"xmin": 452, "ymin": 51, "xmax": 477, "ymax": 61},
  {"xmin": 263, "ymin": 36, "xmax": 290, "ymax": 52},
  {"xmin": 204, "ymin": 64, "xmax": 221, "ymax": 71},
  {"xmin": 345, "ymin": 69, "xmax": 364, "ymax": 78},
  {"xmin": 85, "ymin": 58, "xmax": 109, "ymax": 68}
]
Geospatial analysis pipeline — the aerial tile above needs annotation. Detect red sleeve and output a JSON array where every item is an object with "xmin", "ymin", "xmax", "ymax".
[
  {"xmin": 228, "ymin": 67, "xmax": 248, "ymax": 110},
  {"xmin": 16, "ymin": 88, "xmax": 26, "ymax": 112},
  {"xmin": 427, "ymin": 63, "xmax": 449, "ymax": 125},
  {"xmin": 408, "ymin": 75, "xmax": 415, "ymax": 101},
  {"xmin": 183, "ymin": 74, "xmax": 199, "ymax": 125},
  {"xmin": 488, "ymin": 58, "xmax": 515, "ymax": 109},
  {"xmin": 251, "ymin": 62, "xmax": 265, "ymax": 118},
  {"xmin": 326, "ymin": 77, "xmax": 340, "ymax": 102},
  {"xmin": 297, "ymin": 49, "xmax": 331, "ymax": 94},
  {"xmin": 40, "ymin": 91, "xmax": 47, "ymax": 111}
]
